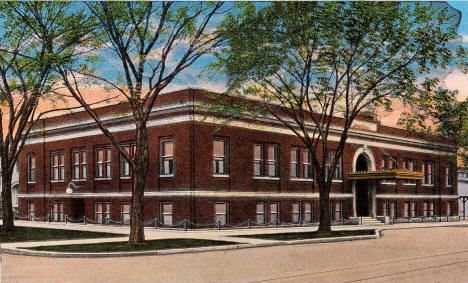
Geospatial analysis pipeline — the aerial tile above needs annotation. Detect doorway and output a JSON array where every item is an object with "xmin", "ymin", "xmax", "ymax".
[{"xmin": 355, "ymin": 154, "xmax": 370, "ymax": 217}]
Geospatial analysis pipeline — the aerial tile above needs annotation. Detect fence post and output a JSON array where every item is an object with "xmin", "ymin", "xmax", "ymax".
[
  {"xmin": 154, "ymin": 218, "xmax": 158, "ymax": 229},
  {"xmin": 83, "ymin": 216, "xmax": 87, "ymax": 225},
  {"xmin": 217, "ymin": 220, "xmax": 221, "ymax": 230},
  {"xmin": 247, "ymin": 219, "xmax": 251, "ymax": 229},
  {"xmin": 65, "ymin": 215, "xmax": 68, "ymax": 224},
  {"xmin": 275, "ymin": 218, "xmax": 278, "ymax": 228},
  {"xmin": 447, "ymin": 215, "xmax": 449, "ymax": 222},
  {"xmin": 184, "ymin": 219, "xmax": 187, "ymax": 231}
]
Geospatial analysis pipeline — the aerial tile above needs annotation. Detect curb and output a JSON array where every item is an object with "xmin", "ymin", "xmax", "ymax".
[{"xmin": 1, "ymin": 230, "xmax": 380, "ymax": 258}]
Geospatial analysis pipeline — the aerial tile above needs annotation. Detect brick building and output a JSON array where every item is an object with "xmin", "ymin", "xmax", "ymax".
[{"xmin": 17, "ymin": 89, "xmax": 459, "ymax": 226}]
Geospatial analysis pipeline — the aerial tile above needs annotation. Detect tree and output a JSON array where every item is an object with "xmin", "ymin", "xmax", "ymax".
[
  {"xmin": 212, "ymin": 2, "xmax": 466, "ymax": 232},
  {"xmin": 56, "ymin": 2, "xmax": 225, "ymax": 243},
  {"xmin": 0, "ymin": 2, "xmax": 95, "ymax": 232}
]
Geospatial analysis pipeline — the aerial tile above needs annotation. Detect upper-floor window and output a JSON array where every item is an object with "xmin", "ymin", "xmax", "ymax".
[
  {"xmin": 325, "ymin": 151, "xmax": 342, "ymax": 180},
  {"xmin": 403, "ymin": 158, "xmax": 416, "ymax": 184},
  {"xmin": 27, "ymin": 154, "xmax": 36, "ymax": 183},
  {"xmin": 120, "ymin": 144, "xmax": 136, "ymax": 178},
  {"xmin": 213, "ymin": 138, "xmax": 229, "ymax": 175},
  {"xmin": 254, "ymin": 143, "xmax": 279, "ymax": 177},
  {"xmin": 422, "ymin": 161, "xmax": 434, "ymax": 185},
  {"xmin": 446, "ymin": 166, "xmax": 453, "ymax": 187},
  {"xmin": 381, "ymin": 155, "xmax": 397, "ymax": 170},
  {"xmin": 160, "ymin": 139, "xmax": 174, "ymax": 175},
  {"xmin": 72, "ymin": 149, "xmax": 87, "ymax": 181},
  {"xmin": 291, "ymin": 147, "xmax": 313, "ymax": 179},
  {"xmin": 51, "ymin": 152, "xmax": 65, "ymax": 181},
  {"xmin": 96, "ymin": 146, "xmax": 111, "ymax": 179},
  {"xmin": 253, "ymin": 144, "xmax": 264, "ymax": 176},
  {"xmin": 290, "ymin": 148, "xmax": 299, "ymax": 178}
]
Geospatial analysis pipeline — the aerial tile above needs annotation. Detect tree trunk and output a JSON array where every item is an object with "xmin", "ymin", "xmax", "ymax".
[
  {"xmin": 317, "ymin": 181, "xmax": 331, "ymax": 233},
  {"xmin": 129, "ymin": 124, "xmax": 149, "ymax": 244},
  {"xmin": 1, "ymin": 166, "xmax": 14, "ymax": 232}
]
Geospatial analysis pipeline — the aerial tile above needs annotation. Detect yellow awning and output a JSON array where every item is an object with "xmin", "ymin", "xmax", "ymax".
[{"xmin": 347, "ymin": 169, "xmax": 423, "ymax": 180}]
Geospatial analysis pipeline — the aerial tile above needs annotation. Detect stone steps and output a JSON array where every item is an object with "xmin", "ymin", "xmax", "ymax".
[{"xmin": 360, "ymin": 217, "xmax": 385, "ymax": 226}]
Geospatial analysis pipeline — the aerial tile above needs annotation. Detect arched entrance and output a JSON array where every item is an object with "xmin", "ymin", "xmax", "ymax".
[{"xmin": 355, "ymin": 154, "xmax": 370, "ymax": 216}]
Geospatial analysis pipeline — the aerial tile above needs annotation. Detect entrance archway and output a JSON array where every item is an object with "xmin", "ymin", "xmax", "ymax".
[{"xmin": 355, "ymin": 154, "xmax": 370, "ymax": 216}]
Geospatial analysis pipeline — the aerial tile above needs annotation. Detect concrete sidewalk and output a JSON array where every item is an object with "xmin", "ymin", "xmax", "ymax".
[{"xmin": 2, "ymin": 220, "xmax": 467, "ymax": 258}]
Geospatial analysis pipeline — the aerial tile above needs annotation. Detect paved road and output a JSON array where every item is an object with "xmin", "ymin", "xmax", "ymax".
[{"xmin": 4, "ymin": 226, "xmax": 468, "ymax": 283}]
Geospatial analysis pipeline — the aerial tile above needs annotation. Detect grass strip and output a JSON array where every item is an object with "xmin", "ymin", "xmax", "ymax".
[
  {"xmin": 1, "ymin": 226, "xmax": 124, "ymax": 243},
  {"xmin": 230, "ymin": 229, "xmax": 375, "ymax": 241},
  {"xmin": 26, "ymin": 238, "xmax": 240, "ymax": 253}
]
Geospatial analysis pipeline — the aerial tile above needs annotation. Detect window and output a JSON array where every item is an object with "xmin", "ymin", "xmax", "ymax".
[
  {"xmin": 96, "ymin": 147, "xmax": 112, "ymax": 179},
  {"xmin": 28, "ymin": 202, "xmax": 35, "ymax": 221},
  {"xmin": 95, "ymin": 202, "xmax": 110, "ymax": 224},
  {"xmin": 254, "ymin": 144, "xmax": 279, "ymax": 178},
  {"xmin": 423, "ymin": 202, "xmax": 428, "ymax": 217},
  {"xmin": 447, "ymin": 202, "xmax": 452, "ymax": 216},
  {"xmin": 121, "ymin": 203, "xmax": 130, "ymax": 224},
  {"xmin": 292, "ymin": 202, "xmax": 301, "ymax": 223},
  {"xmin": 51, "ymin": 203, "xmax": 64, "ymax": 222},
  {"xmin": 389, "ymin": 201, "xmax": 397, "ymax": 218},
  {"xmin": 410, "ymin": 202, "xmax": 417, "ymax": 217},
  {"xmin": 269, "ymin": 202, "xmax": 279, "ymax": 223},
  {"xmin": 404, "ymin": 202, "xmax": 409, "ymax": 218},
  {"xmin": 161, "ymin": 203, "xmax": 173, "ymax": 226},
  {"xmin": 120, "ymin": 144, "xmax": 136, "ymax": 178},
  {"xmin": 303, "ymin": 149, "xmax": 313, "ymax": 179},
  {"xmin": 267, "ymin": 145, "xmax": 279, "ymax": 177},
  {"xmin": 290, "ymin": 148, "xmax": 299, "ymax": 178},
  {"xmin": 429, "ymin": 201, "xmax": 435, "ymax": 217},
  {"xmin": 381, "ymin": 156, "xmax": 397, "ymax": 170},
  {"xmin": 382, "ymin": 201, "xmax": 389, "ymax": 217},
  {"xmin": 304, "ymin": 202, "xmax": 314, "ymax": 223},
  {"xmin": 334, "ymin": 202, "xmax": 342, "ymax": 220},
  {"xmin": 403, "ymin": 159, "xmax": 416, "ymax": 184},
  {"xmin": 27, "ymin": 154, "xmax": 36, "ymax": 183},
  {"xmin": 253, "ymin": 144, "xmax": 263, "ymax": 176},
  {"xmin": 325, "ymin": 151, "xmax": 342, "ymax": 180},
  {"xmin": 422, "ymin": 161, "xmax": 434, "ymax": 185},
  {"xmin": 160, "ymin": 139, "xmax": 174, "ymax": 175},
  {"xmin": 446, "ymin": 166, "xmax": 453, "ymax": 187},
  {"xmin": 51, "ymin": 152, "xmax": 65, "ymax": 181},
  {"xmin": 215, "ymin": 202, "xmax": 228, "ymax": 226},
  {"xmin": 256, "ymin": 202, "xmax": 266, "ymax": 224},
  {"xmin": 213, "ymin": 138, "xmax": 229, "ymax": 175},
  {"xmin": 72, "ymin": 149, "xmax": 87, "ymax": 181}
]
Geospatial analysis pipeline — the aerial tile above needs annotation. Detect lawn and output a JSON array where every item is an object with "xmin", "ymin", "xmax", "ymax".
[
  {"xmin": 26, "ymin": 238, "xmax": 240, "ymax": 252},
  {"xmin": 231, "ymin": 229, "xmax": 375, "ymax": 241},
  {"xmin": 1, "ymin": 226, "xmax": 124, "ymax": 243}
]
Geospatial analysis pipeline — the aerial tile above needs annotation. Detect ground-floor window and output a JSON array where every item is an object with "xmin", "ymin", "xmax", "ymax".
[
  {"xmin": 161, "ymin": 203, "xmax": 173, "ymax": 226},
  {"xmin": 215, "ymin": 202, "xmax": 228, "ymax": 226},
  {"xmin": 389, "ymin": 201, "xmax": 397, "ymax": 218},
  {"xmin": 304, "ymin": 202, "xmax": 314, "ymax": 223},
  {"xmin": 256, "ymin": 202, "xmax": 266, "ymax": 224},
  {"xmin": 269, "ymin": 202, "xmax": 279, "ymax": 223},
  {"xmin": 121, "ymin": 202, "xmax": 130, "ymax": 224},
  {"xmin": 410, "ymin": 202, "xmax": 417, "ymax": 218},
  {"xmin": 51, "ymin": 202, "xmax": 64, "ymax": 222},
  {"xmin": 447, "ymin": 202, "xmax": 452, "ymax": 216},
  {"xmin": 381, "ymin": 201, "xmax": 388, "ymax": 217},
  {"xmin": 292, "ymin": 202, "xmax": 301, "ymax": 223},
  {"xmin": 429, "ymin": 202, "xmax": 435, "ymax": 217},
  {"xmin": 334, "ymin": 202, "xmax": 342, "ymax": 220},
  {"xmin": 404, "ymin": 202, "xmax": 410, "ymax": 218},
  {"xmin": 95, "ymin": 202, "xmax": 110, "ymax": 224},
  {"xmin": 28, "ymin": 202, "xmax": 35, "ymax": 221}
]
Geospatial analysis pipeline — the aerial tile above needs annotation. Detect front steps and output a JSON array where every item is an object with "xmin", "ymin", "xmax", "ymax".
[{"xmin": 359, "ymin": 217, "xmax": 385, "ymax": 226}]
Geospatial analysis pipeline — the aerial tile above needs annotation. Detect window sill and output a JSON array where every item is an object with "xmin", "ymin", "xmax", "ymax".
[
  {"xmin": 27, "ymin": 181, "xmax": 36, "ymax": 184},
  {"xmin": 403, "ymin": 183, "xmax": 417, "ymax": 186},
  {"xmin": 253, "ymin": 176, "xmax": 280, "ymax": 181},
  {"xmin": 422, "ymin": 184, "xmax": 434, "ymax": 187},
  {"xmin": 120, "ymin": 176, "xmax": 132, "ymax": 180},
  {"xmin": 290, "ymin": 178, "xmax": 314, "ymax": 182},
  {"xmin": 159, "ymin": 174, "xmax": 175, "ymax": 178},
  {"xmin": 213, "ymin": 174, "xmax": 229, "ymax": 178},
  {"xmin": 71, "ymin": 179, "xmax": 87, "ymax": 182},
  {"xmin": 50, "ymin": 180, "xmax": 65, "ymax": 183},
  {"xmin": 381, "ymin": 182, "xmax": 396, "ymax": 185},
  {"xmin": 95, "ymin": 178, "xmax": 111, "ymax": 181},
  {"xmin": 332, "ymin": 179, "xmax": 343, "ymax": 183}
]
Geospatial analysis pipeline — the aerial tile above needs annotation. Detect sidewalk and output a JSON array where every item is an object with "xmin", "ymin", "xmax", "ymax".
[{"xmin": 2, "ymin": 220, "xmax": 468, "ymax": 258}]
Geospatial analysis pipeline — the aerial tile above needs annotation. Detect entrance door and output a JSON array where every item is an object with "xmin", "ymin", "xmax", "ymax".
[
  {"xmin": 356, "ymin": 180, "xmax": 369, "ymax": 216},
  {"xmin": 72, "ymin": 199, "xmax": 85, "ymax": 219}
]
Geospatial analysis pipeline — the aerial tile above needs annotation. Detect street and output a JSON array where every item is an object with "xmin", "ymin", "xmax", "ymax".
[{"xmin": 3, "ymin": 226, "xmax": 468, "ymax": 282}]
